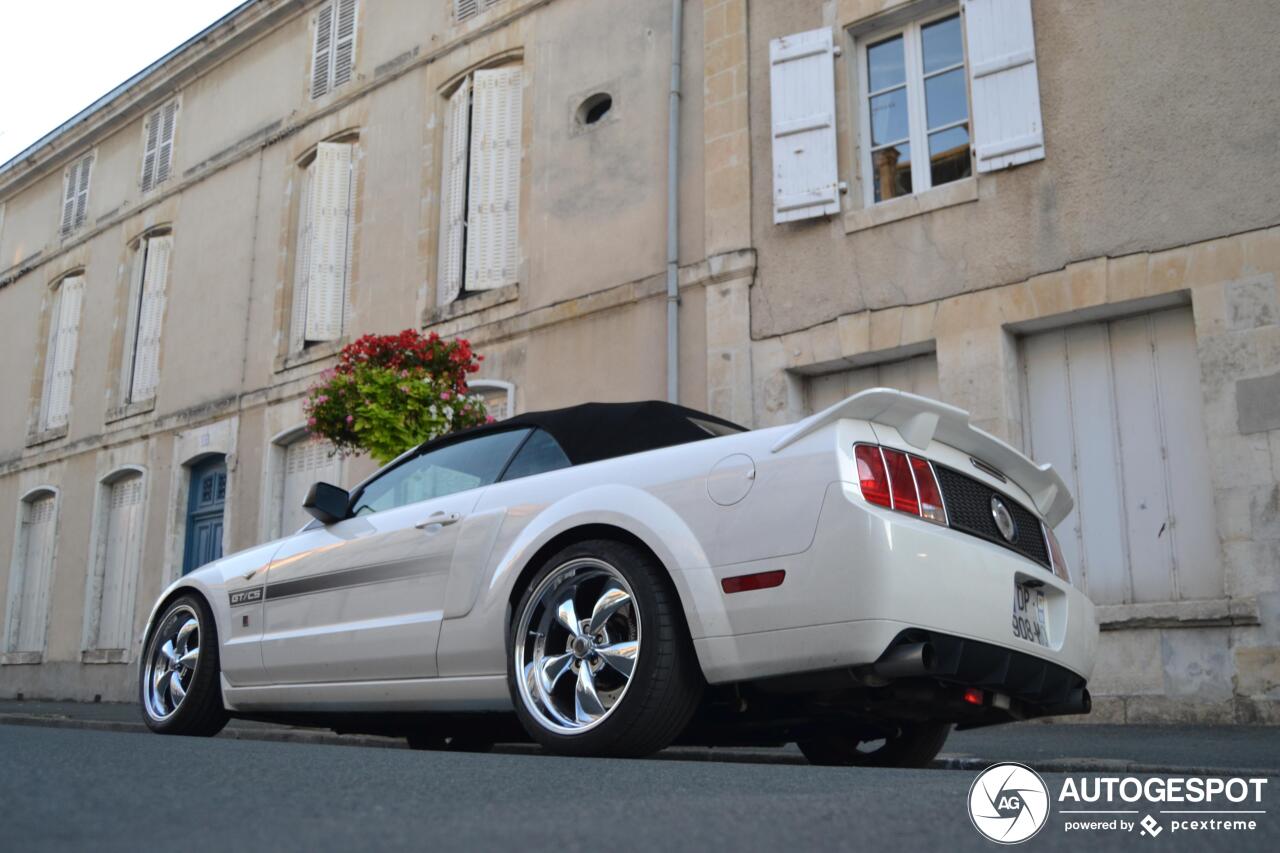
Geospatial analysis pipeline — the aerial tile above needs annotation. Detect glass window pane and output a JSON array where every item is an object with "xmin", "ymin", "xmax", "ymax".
[
  {"xmin": 872, "ymin": 143, "xmax": 911, "ymax": 203},
  {"xmin": 928, "ymin": 124, "xmax": 971, "ymax": 187},
  {"xmin": 501, "ymin": 429, "xmax": 571, "ymax": 482},
  {"xmin": 925, "ymin": 67, "xmax": 968, "ymax": 130},
  {"xmin": 352, "ymin": 428, "xmax": 530, "ymax": 514},
  {"xmin": 867, "ymin": 35, "xmax": 905, "ymax": 92},
  {"xmin": 921, "ymin": 14, "xmax": 963, "ymax": 74},
  {"xmin": 869, "ymin": 87, "xmax": 909, "ymax": 147}
]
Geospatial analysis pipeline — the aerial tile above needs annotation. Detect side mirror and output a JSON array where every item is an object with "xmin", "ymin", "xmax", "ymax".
[{"xmin": 303, "ymin": 481, "xmax": 349, "ymax": 525}]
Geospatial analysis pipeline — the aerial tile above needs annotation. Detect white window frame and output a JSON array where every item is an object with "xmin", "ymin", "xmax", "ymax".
[
  {"xmin": 140, "ymin": 99, "xmax": 180, "ymax": 193},
  {"xmin": 290, "ymin": 140, "xmax": 356, "ymax": 351},
  {"xmin": 39, "ymin": 274, "xmax": 85, "ymax": 432},
  {"xmin": 59, "ymin": 153, "xmax": 94, "ymax": 236},
  {"xmin": 81, "ymin": 467, "xmax": 148, "ymax": 662},
  {"xmin": 855, "ymin": 5, "xmax": 971, "ymax": 207},
  {"xmin": 121, "ymin": 231, "xmax": 172, "ymax": 404},
  {"xmin": 469, "ymin": 379, "xmax": 515, "ymax": 421},
  {"xmin": 3, "ymin": 487, "xmax": 60, "ymax": 663},
  {"xmin": 310, "ymin": 0, "xmax": 358, "ymax": 100}
]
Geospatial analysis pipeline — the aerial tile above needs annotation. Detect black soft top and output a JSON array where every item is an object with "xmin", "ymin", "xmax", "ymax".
[{"xmin": 429, "ymin": 400, "xmax": 746, "ymax": 466}]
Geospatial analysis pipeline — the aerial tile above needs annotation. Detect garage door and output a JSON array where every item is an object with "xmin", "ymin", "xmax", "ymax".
[
  {"xmin": 805, "ymin": 353, "xmax": 940, "ymax": 414},
  {"xmin": 1019, "ymin": 308, "xmax": 1220, "ymax": 604}
]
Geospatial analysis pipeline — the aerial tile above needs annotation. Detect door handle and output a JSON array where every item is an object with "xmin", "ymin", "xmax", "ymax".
[{"xmin": 415, "ymin": 511, "xmax": 462, "ymax": 530}]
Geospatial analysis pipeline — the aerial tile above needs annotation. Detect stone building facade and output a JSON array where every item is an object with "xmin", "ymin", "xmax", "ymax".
[{"xmin": 0, "ymin": 0, "xmax": 1276, "ymax": 722}]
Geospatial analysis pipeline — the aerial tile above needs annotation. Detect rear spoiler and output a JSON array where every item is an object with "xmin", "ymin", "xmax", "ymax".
[{"xmin": 770, "ymin": 388, "xmax": 1074, "ymax": 527}]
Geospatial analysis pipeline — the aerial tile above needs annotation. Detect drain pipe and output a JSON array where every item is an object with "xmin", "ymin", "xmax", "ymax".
[{"xmin": 665, "ymin": 0, "xmax": 684, "ymax": 403}]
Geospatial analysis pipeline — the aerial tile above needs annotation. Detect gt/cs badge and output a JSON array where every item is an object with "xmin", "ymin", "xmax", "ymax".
[
  {"xmin": 229, "ymin": 586, "xmax": 264, "ymax": 607},
  {"xmin": 991, "ymin": 496, "xmax": 1017, "ymax": 543}
]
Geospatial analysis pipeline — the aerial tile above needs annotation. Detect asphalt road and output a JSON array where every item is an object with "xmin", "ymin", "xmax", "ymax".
[{"xmin": 3, "ymin": 725, "xmax": 1276, "ymax": 852}]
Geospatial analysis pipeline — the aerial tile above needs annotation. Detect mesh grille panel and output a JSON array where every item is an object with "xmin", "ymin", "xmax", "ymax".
[{"xmin": 934, "ymin": 464, "xmax": 1051, "ymax": 569}]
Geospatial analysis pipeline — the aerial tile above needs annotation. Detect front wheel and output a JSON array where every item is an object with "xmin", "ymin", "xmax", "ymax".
[
  {"xmin": 139, "ymin": 594, "xmax": 229, "ymax": 737},
  {"xmin": 507, "ymin": 540, "xmax": 703, "ymax": 757},
  {"xmin": 798, "ymin": 721, "xmax": 950, "ymax": 767}
]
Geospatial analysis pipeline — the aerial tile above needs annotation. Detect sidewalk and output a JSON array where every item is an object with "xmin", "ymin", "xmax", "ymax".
[{"xmin": 1, "ymin": 698, "xmax": 1275, "ymax": 775}]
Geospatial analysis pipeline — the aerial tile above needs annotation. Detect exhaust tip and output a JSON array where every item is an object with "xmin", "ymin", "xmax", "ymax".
[{"xmin": 919, "ymin": 642, "xmax": 936, "ymax": 672}]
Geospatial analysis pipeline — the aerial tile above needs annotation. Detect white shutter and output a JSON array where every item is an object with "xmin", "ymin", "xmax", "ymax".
[
  {"xmin": 962, "ymin": 0, "xmax": 1045, "ymax": 172},
  {"xmin": 42, "ymin": 276, "xmax": 84, "ymax": 430},
  {"xmin": 311, "ymin": 1, "xmax": 334, "ymax": 99},
  {"xmin": 291, "ymin": 165, "xmax": 315, "ymax": 353},
  {"xmin": 156, "ymin": 101, "xmax": 178, "ymax": 185},
  {"xmin": 59, "ymin": 160, "xmax": 80, "ymax": 235},
  {"xmin": 73, "ymin": 154, "xmax": 92, "ymax": 229},
  {"xmin": 130, "ymin": 235, "xmax": 171, "ymax": 401},
  {"xmin": 11, "ymin": 496, "xmax": 57, "ymax": 653},
  {"xmin": 465, "ymin": 67, "xmax": 523, "ymax": 291},
  {"xmin": 436, "ymin": 77, "xmax": 471, "ymax": 305},
  {"xmin": 304, "ymin": 142, "xmax": 353, "ymax": 342},
  {"xmin": 332, "ymin": 0, "xmax": 357, "ymax": 89},
  {"xmin": 455, "ymin": 0, "xmax": 479, "ymax": 21},
  {"xmin": 281, "ymin": 438, "xmax": 341, "ymax": 534},
  {"xmin": 1020, "ymin": 309, "xmax": 1220, "ymax": 605},
  {"xmin": 97, "ymin": 476, "xmax": 144, "ymax": 650},
  {"xmin": 141, "ymin": 107, "xmax": 161, "ymax": 192},
  {"xmin": 769, "ymin": 29, "xmax": 839, "ymax": 224}
]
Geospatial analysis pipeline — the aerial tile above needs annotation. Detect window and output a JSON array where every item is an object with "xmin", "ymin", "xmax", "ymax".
[
  {"xmin": 858, "ymin": 10, "xmax": 970, "ymax": 204},
  {"xmin": 1020, "ymin": 309, "xmax": 1220, "ymax": 605},
  {"xmin": 500, "ymin": 429, "xmax": 571, "ymax": 482},
  {"xmin": 454, "ymin": 0, "xmax": 502, "ymax": 23},
  {"xmin": 279, "ymin": 435, "xmax": 342, "ymax": 535},
  {"xmin": 140, "ymin": 101, "xmax": 179, "ymax": 192},
  {"xmin": 59, "ymin": 153, "xmax": 93, "ymax": 236},
  {"xmin": 470, "ymin": 379, "xmax": 515, "ymax": 420},
  {"xmin": 4, "ymin": 491, "xmax": 57, "ymax": 658},
  {"xmin": 352, "ymin": 429, "xmax": 529, "ymax": 515},
  {"xmin": 291, "ymin": 141, "xmax": 355, "ymax": 351},
  {"xmin": 39, "ymin": 274, "xmax": 85, "ymax": 431},
  {"xmin": 311, "ymin": 0, "xmax": 357, "ymax": 99},
  {"xmin": 121, "ymin": 233, "xmax": 172, "ymax": 403},
  {"xmin": 437, "ymin": 65, "xmax": 524, "ymax": 304},
  {"xmin": 86, "ymin": 472, "xmax": 145, "ymax": 655}
]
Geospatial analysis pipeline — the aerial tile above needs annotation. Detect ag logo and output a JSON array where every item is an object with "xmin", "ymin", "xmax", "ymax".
[{"xmin": 968, "ymin": 762, "xmax": 1050, "ymax": 844}]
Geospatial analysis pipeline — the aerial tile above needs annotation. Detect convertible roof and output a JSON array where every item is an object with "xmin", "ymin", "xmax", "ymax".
[{"xmin": 430, "ymin": 401, "xmax": 746, "ymax": 466}]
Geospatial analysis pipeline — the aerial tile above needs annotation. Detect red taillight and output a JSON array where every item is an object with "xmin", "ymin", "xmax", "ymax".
[
  {"xmin": 854, "ymin": 444, "xmax": 892, "ymax": 509},
  {"xmin": 854, "ymin": 443, "xmax": 946, "ymax": 526},
  {"xmin": 963, "ymin": 688, "xmax": 985, "ymax": 706},
  {"xmin": 1043, "ymin": 523, "xmax": 1072, "ymax": 584},
  {"xmin": 910, "ymin": 456, "xmax": 948, "ymax": 525},
  {"xmin": 721, "ymin": 570, "xmax": 786, "ymax": 594},
  {"xmin": 882, "ymin": 448, "xmax": 920, "ymax": 515}
]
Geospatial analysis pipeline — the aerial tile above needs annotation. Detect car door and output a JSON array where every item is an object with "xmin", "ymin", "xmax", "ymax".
[{"xmin": 258, "ymin": 428, "xmax": 530, "ymax": 684}]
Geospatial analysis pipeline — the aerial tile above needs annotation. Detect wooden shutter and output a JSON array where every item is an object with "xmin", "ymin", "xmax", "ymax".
[
  {"xmin": 156, "ymin": 101, "xmax": 178, "ymax": 185},
  {"xmin": 11, "ymin": 495, "xmax": 57, "ymax": 653},
  {"xmin": 281, "ymin": 438, "xmax": 340, "ymax": 534},
  {"xmin": 465, "ymin": 67, "xmax": 523, "ymax": 291},
  {"xmin": 130, "ymin": 235, "xmax": 171, "ymax": 401},
  {"xmin": 769, "ymin": 29, "xmax": 839, "ymax": 223},
  {"xmin": 436, "ymin": 77, "xmax": 471, "ymax": 305},
  {"xmin": 42, "ymin": 276, "xmax": 84, "ymax": 429},
  {"xmin": 304, "ymin": 142, "xmax": 353, "ymax": 342},
  {"xmin": 60, "ymin": 157, "xmax": 87, "ymax": 236},
  {"xmin": 332, "ymin": 0, "xmax": 357, "ymax": 89},
  {"xmin": 291, "ymin": 164, "xmax": 315, "ymax": 353},
  {"xmin": 1020, "ymin": 309, "xmax": 1220, "ymax": 605},
  {"xmin": 455, "ymin": 0, "xmax": 479, "ymax": 21},
  {"xmin": 73, "ymin": 155, "xmax": 92, "ymax": 229},
  {"xmin": 97, "ymin": 475, "xmax": 144, "ymax": 650},
  {"xmin": 311, "ymin": 1, "xmax": 334, "ymax": 99},
  {"xmin": 141, "ymin": 107, "xmax": 162, "ymax": 192},
  {"xmin": 962, "ymin": 0, "xmax": 1045, "ymax": 172}
]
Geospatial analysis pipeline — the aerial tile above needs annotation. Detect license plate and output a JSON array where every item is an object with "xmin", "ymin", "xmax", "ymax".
[{"xmin": 1012, "ymin": 583, "xmax": 1050, "ymax": 647}]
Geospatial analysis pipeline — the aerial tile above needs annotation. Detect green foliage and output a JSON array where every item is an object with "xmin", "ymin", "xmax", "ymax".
[{"xmin": 304, "ymin": 330, "xmax": 490, "ymax": 464}]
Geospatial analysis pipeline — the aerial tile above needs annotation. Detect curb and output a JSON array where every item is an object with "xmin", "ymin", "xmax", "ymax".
[{"xmin": 2, "ymin": 713, "xmax": 1276, "ymax": 776}]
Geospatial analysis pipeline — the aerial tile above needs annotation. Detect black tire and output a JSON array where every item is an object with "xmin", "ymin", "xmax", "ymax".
[
  {"xmin": 798, "ymin": 721, "xmax": 950, "ymax": 767},
  {"xmin": 139, "ymin": 594, "xmax": 229, "ymax": 737},
  {"xmin": 406, "ymin": 733, "xmax": 495, "ymax": 753},
  {"xmin": 507, "ymin": 539, "xmax": 703, "ymax": 757}
]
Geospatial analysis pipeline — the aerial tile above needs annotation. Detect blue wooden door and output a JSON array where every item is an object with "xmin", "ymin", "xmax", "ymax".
[{"xmin": 183, "ymin": 456, "xmax": 227, "ymax": 574}]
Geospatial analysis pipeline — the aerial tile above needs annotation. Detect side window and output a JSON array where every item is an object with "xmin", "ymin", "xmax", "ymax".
[
  {"xmin": 500, "ymin": 429, "xmax": 570, "ymax": 482},
  {"xmin": 351, "ymin": 429, "xmax": 529, "ymax": 515}
]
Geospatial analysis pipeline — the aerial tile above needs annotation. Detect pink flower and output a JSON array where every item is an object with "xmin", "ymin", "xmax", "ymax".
[
  {"xmin": 441, "ymin": 391, "xmax": 452, "ymax": 401},
  {"xmin": 307, "ymin": 417, "xmax": 317, "ymax": 427},
  {"xmin": 485, "ymin": 416, "xmax": 496, "ymax": 424},
  {"xmin": 317, "ymin": 395, "xmax": 329, "ymax": 404},
  {"xmin": 345, "ymin": 415, "xmax": 354, "ymax": 425}
]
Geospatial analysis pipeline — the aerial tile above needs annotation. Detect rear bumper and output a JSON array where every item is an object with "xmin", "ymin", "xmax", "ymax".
[{"xmin": 693, "ymin": 482, "xmax": 1098, "ymax": 694}]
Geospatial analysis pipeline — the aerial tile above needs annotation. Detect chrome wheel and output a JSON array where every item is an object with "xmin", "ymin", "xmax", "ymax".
[
  {"xmin": 143, "ymin": 605, "xmax": 201, "ymax": 722},
  {"xmin": 513, "ymin": 558, "xmax": 641, "ymax": 735}
]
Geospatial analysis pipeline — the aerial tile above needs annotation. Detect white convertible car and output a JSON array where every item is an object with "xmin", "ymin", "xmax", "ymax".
[{"xmin": 140, "ymin": 391, "xmax": 1097, "ymax": 765}]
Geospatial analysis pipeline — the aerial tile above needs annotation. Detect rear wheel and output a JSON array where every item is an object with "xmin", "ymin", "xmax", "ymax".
[
  {"xmin": 798, "ymin": 721, "xmax": 950, "ymax": 768},
  {"xmin": 139, "ymin": 594, "xmax": 229, "ymax": 737},
  {"xmin": 507, "ymin": 539, "xmax": 703, "ymax": 757}
]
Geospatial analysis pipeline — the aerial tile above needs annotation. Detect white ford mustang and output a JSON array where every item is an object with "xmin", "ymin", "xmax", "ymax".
[{"xmin": 139, "ymin": 390, "xmax": 1097, "ymax": 765}]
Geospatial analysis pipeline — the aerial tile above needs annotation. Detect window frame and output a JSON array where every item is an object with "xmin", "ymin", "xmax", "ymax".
[
  {"xmin": 855, "ymin": 5, "xmax": 972, "ymax": 207},
  {"xmin": 4, "ymin": 487, "xmax": 60, "ymax": 661},
  {"xmin": 82, "ymin": 467, "xmax": 148, "ymax": 661},
  {"xmin": 290, "ymin": 136, "xmax": 357, "ymax": 352}
]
